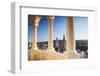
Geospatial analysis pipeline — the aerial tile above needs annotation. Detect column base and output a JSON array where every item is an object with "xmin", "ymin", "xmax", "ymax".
[
  {"xmin": 47, "ymin": 47, "xmax": 55, "ymax": 52},
  {"xmin": 64, "ymin": 51, "xmax": 80, "ymax": 59},
  {"xmin": 31, "ymin": 47, "xmax": 38, "ymax": 51},
  {"xmin": 34, "ymin": 47, "xmax": 38, "ymax": 50}
]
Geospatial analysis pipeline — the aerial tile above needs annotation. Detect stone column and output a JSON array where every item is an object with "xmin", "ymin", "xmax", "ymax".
[
  {"xmin": 31, "ymin": 23, "xmax": 38, "ymax": 50},
  {"xmin": 31, "ymin": 16, "xmax": 41, "ymax": 50},
  {"xmin": 34, "ymin": 23, "xmax": 38, "ymax": 50},
  {"xmin": 47, "ymin": 16, "xmax": 55, "ymax": 51},
  {"xmin": 66, "ymin": 17, "xmax": 74, "ymax": 53}
]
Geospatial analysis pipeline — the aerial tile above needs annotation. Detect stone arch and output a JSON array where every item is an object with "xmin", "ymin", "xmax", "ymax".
[{"xmin": 29, "ymin": 15, "xmax": 55, "ymax": 51}]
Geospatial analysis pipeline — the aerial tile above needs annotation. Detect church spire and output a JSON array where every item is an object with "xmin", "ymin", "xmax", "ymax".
[
  {"xmin": 63, "ymin": 34, "xmax": 66, "ymax": 51},
  {"xmin": 63, "ymin": 34, "xmax": 65, "ymax": 41}
]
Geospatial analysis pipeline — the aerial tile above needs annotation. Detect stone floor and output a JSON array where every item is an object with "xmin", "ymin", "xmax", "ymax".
[{"xmin": 28, "ymin": 49, "xmax": 80, "ymax": 61}]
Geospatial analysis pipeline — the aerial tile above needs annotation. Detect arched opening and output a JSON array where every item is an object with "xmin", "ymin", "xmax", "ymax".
[
  {"xmin": 37, "ymin": 16, "xmax": 48, "ymax": 50},
  {"xmin": 53, "ymin": 16, "xmax": 66, "ymax": 54}
]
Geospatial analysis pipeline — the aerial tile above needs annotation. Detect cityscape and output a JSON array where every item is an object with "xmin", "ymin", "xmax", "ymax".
[{"xmin": 28, "ymin": 34, "xmax": 88, "ymax": 58}]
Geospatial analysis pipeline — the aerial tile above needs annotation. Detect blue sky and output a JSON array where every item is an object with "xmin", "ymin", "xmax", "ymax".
[
  {"xmin": 28, "ymin": 16, "xmax": 88, "ymax": 42},
  {"xmin": 74, "ymin": 17, "xmax": 88, "ymax": 40}
]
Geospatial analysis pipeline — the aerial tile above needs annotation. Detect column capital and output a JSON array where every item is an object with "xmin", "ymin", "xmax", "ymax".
[
  {"xmin": 47, "ymin": 16, "xmax": 55, "ymax": 20},
  {"xmin": 50, "ymin": 16, "xmax": 55, "ymax": 20},
  {"xmin": 34, "ymin": 23, "xmax": 39, "ymax": 27},
  {"xmin": 46, "ymin": 16, "xmax": 55, "ymax": 25},
  {"xmin": 34, "ymin": 16, "xmax": 41, "ymax": 27}
]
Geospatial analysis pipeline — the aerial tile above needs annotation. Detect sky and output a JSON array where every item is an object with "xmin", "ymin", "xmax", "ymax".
[{"xmin": 28, "ymin": 16, "xmax": 88, "ymax": 42}]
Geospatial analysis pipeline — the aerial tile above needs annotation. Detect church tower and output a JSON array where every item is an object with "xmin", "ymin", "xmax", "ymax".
[
  {"xmin": 55, "ymin": 37, "xmax": 59, "ymax": 48},
  {"xmin": 55, "ymin": 37, "xmax": 60, "ymax": 52},
  {"xmin": 63, "ymin": 34, "xmax": 66, "ymax": 51}
]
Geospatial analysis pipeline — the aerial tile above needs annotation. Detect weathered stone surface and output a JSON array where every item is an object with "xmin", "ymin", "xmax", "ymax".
[
  {"xmin": 28, "ymin": 49, "xmax": 80, "ymax": 60},
  {"xmin": 28, "ymin": 49, "xmax": 66, "ymax": 60}
]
